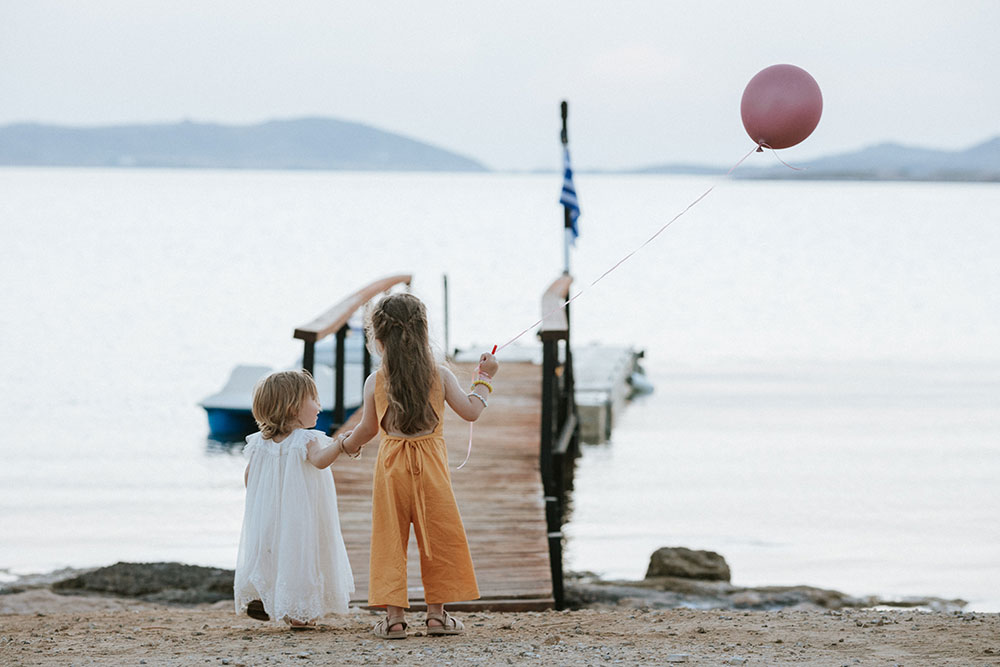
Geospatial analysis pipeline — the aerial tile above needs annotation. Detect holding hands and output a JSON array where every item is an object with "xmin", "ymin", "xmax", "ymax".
[
  {"xmin": 338, "ymin": 429, "xmax": 362, "ymax": 459},
  {"xmin": 307, "ymin": 429, "xmax": 360, "ymax": 469}
]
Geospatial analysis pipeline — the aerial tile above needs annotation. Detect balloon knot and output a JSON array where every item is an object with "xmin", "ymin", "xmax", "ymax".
[{"xmin": 755, "ymin": 144, "xmax": 764, "ymax": 153}]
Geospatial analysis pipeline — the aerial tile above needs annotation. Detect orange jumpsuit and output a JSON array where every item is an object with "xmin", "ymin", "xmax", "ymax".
[{"xmin": 368, "ymin": 370, "xmax": 479, "ymax": 608}]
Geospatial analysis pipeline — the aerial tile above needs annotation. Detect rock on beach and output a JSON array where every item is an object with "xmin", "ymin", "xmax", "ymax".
[
  {"xmin": 645, "ymin": 547, "xmax": 731, "ymax": 581},
  {"xmin": 50, "ymin": 562, "xmax": 234, "ymax": 604}
]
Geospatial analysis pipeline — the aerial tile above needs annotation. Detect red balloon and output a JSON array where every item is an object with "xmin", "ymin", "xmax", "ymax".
[{"xmin": 741, "ymin": 64, "xmax": 822, "ymax": 149}]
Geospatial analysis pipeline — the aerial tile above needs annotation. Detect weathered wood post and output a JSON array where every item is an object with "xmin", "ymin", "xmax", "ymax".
[
  {"xmin": 538, "ymin": 274, "xmax": 579, "ymax": 608},
  {"xmin": 302, "ymin": 340, "xmax": 316, "ymax": 376},
  {"xmin": 539, "ymin": 331, "xmax": 563, "ymax": 607},
  {"xmin": 334, "ymin": 324, "xmax": 348, "ymax": 429},
  {"xmin": 362, "ymin": 332, "xmax": 372, "ymax": 380}
]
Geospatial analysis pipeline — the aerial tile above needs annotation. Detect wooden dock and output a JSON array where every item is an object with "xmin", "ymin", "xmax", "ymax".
[
  {"xmin": 329, "ymin": 360, "xmax": 554, "ymax": 611},
  {"xmin": 293, "ymin": 274, "xmax": 583, "ymax": 611}
]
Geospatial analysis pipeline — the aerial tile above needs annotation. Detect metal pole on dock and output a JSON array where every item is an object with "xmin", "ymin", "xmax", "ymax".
[
  {"xmin": 561, "ymin": 101, "xmax": 572, "ymax": 275},
  {"xmin": 443, "ymin": 273, "xmax": 451, "ymax": 359}
]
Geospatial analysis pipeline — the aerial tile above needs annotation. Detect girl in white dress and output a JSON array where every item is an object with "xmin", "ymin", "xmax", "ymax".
[{"xmin": 234, "ymin": 370, "xmax": 356, "ymax": 627}]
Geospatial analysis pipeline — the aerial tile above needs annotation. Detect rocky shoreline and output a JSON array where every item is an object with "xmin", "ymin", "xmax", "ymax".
[
  {"xmin": 565, "ymin": 572, "xmax": 966, "ymax": 613},
  {"xmin": 564, "ymin": 545, "xmax": 966, "ymax": 613},
  {"xmin": 0, "ymin": 547, "xmax": 967, "ymax": 613},
  {"xmin": 1, "ymin": 563, "xmax": 234, "ymax": 606}
]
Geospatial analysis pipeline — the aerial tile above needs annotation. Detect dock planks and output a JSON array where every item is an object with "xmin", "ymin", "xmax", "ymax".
[{"xmin": 330, "ymin": 361, "xmax": 554, "ymax": 611}]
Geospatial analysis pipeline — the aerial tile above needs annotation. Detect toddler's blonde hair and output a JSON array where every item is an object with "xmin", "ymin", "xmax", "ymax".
[{"xmin": 251, "ymin": 369, "xmax": 319, "ymax": 440}]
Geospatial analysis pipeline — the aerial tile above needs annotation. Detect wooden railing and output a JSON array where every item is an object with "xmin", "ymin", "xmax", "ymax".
[
  {"xmin": 537, "ymin": 273, "xmax": 579, "ymax": 608},
  {"xmin": 294, "ymin": 274, "xmax": 412, "ymax": 432}
]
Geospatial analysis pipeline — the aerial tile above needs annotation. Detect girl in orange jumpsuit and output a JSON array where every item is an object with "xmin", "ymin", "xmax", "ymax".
[{"xmin": 336, "ymin": 292, "xmax": 498, "ymax": 639}]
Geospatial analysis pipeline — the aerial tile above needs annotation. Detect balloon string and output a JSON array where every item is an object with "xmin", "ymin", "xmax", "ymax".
[
  {"xmin": 458, "ymin": 143, "xmax": 763, "ymax": 469},
  {"xmin": 456, "ymin": 345, "xmax": 498, "ymax": 469},
  {"xmin": 457, "ymin": 369, "xmax": 480, "ymax": 471},
  {"xmin": 493, "ymin": 142, "xmax": 761, "ymax": 355},
  {"xmin": 459, "ymin": 414, "xmax": 474, "ymax": 469},
  {"xmin": 759, "ymin": 142, "xmax": 806, "ymax": 171}
]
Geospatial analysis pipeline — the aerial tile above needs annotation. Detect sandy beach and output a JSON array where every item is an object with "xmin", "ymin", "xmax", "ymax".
[{"xmin": 2, "ymin": 589, "xmax": 998, "ymax": 666}]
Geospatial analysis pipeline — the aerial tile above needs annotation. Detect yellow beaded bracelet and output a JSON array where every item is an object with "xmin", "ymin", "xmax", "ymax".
[{"xmin": 471, "ymin": 379, "xmax": 494, "ymax": 393}]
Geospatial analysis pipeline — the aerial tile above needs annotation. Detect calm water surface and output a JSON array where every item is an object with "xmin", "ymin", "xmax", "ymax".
[{"xmin": 1, "ymin": 168, "xmax": 997, "ymax": 610}]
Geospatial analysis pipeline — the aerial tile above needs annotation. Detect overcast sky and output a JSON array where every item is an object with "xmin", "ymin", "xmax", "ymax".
[{"xmin": 2, "ymin": 1, "xmax": 998, "ymax": 171}]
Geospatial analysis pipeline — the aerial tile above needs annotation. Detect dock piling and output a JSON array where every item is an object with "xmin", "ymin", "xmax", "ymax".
[{"xmin": 538, "ymin": 274, "xmax": 580, "ymax": 608}]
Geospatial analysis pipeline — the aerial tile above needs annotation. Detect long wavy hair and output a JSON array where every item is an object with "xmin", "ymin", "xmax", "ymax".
[
  {"xmin": 251, "ymin": 369, "xmax": 319, "ymax": 440},
  {"xmin": 365, "ymin": 292, "xmax": 438, "ymax": 434}
]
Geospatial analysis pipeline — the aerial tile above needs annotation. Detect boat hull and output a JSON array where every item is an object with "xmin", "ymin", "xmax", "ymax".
[{"xmin": 204, "ymin": 406, "xmax": 357, "ymax": 442}]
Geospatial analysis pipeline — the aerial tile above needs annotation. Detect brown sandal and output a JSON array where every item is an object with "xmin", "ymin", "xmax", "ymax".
[
  {"xmin": 426, "ymin": 611, "xmax": 464, "ymax": 636},
  {"xmin": 246, "ymin": 599, "xmax": 269, "ymax": 622},
  {"xmin": 373, "ymin": 616, "xmax": 408, "ymax": 640}
]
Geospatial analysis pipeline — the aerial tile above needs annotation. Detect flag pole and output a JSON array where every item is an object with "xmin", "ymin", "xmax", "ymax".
[{"xmin": 561, "ymin": 101, "xmax": 571, "ymax": 275}]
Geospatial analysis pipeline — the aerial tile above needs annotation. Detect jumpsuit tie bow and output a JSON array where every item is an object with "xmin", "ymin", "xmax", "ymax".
[{"xmin": 381, "ymin": 435, "xmax": 436, "ymax": 559}]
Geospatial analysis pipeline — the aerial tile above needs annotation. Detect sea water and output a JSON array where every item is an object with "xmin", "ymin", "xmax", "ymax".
[{"xmin": 0, "ymin": 167, "xmax": 997, "ymax": 610}]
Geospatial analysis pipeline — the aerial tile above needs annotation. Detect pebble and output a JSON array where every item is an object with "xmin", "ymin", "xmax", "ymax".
[{"xmin": 665, "ymin": 655, "xmax": 689, "ymax": 663}]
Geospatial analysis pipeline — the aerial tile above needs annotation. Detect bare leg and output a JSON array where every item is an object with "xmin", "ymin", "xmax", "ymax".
[
  {"xmin": 424, "ymin": 603, "xmax": 464, "ymax": 635},
  {"xmin": 386, "ymin": 604, "xmax": 406, "ymax": 632},
  {"xmin": 426, "ymin": 603, "xmax": 444, "ymax": 628}
]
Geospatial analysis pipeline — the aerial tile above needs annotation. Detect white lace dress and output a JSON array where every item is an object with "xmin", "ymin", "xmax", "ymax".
[{"xmin": 234, "ymin": 429, "xmax": 354, "ymax": 623}]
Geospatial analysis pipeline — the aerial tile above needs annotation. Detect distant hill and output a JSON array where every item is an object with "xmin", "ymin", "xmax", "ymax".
[
  {"xmin": 739, "ymin": 137, "xmax": 1000, "ymax": 181},
  {"xmin": 633, "ymin": 137, "xmax": 1000, "ymax": 182},
  {"xmin": 0, "ymin": 118, "xmax": 488, "ymax": 172}
]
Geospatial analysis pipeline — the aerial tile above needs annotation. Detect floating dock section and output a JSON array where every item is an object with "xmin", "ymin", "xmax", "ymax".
[
  {"xmin": 572, "ymin": 344, "xmax": 647, "ymax": 443},
  {"xmin": 458, "ymin": 343, "xmax": 648, "ymax": 444}
]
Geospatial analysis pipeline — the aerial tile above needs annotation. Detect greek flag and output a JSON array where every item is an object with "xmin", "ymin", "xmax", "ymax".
[{"xmin": 559, "ymin": 146, "xmax": 580, "ymax": 242}]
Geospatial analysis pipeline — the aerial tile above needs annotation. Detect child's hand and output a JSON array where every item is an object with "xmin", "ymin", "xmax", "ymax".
[
  {"xmin": 307, "ymin": 437, "xmax": 320, "ymax": 456},
  {"xmin": 339, "ymin": 429, "xmax": 362, "ymax": 458},
  {"xmin": 478, "ymin": 352, "xmax": 499, "ymax": 378}
]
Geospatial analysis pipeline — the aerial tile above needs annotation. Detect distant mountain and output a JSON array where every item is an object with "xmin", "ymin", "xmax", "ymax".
[
  {"xmin": 0, "ymin": 118, "xmax": 488, "ymax": 172},
  {"xmin": 740, "ymin": 137, "xmax": 1000, "ymax": 181},
  {"xmin": 634, "ymin": 137, "xmax": 1000, "ymax": 182}
]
